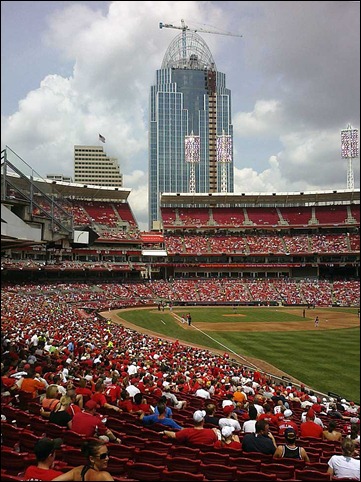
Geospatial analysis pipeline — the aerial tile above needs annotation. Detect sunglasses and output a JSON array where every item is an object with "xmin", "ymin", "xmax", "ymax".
[{"xmin": 95, "ymin": 452, "xmax": 110, "ymax": 460}]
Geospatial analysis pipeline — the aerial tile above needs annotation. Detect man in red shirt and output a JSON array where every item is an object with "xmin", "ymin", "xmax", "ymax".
[
  {"xmin": 91, "ymin": 380, "xmax": 121, "ymax": 414},
  {"xmin": 71, "ymin": 400, "xmax": 121, "ymax": 443},
  {"xmin": 104, "ymin": 376, "xmax": 121, "ymax": 404},
  {"xmin": 278, "ymin": 409, "xmax": 299, "ymax": 435},
  {"xmin": 162, "ymin": 409, "xmax": 220, "ymax": 446},
  {"xmin": 23, "ymin": 437, "xmax": 63, "ymax": 481},
  {"xmin": 300, "ymin": 409, "xmax": 323, "ymax": 438}
]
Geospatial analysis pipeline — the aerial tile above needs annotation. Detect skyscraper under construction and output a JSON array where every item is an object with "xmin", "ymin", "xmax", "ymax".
[{"xmin": 149, "ymin": 26, "xmax": 234, "ymax": 229}]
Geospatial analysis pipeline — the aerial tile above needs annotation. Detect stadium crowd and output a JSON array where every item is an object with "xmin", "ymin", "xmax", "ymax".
[{"xmin": 1, "ymin": 280, "xmax": 360, "ymax": 480}]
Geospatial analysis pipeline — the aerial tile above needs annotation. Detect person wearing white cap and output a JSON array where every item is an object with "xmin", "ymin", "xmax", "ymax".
[
  {"xmin": 162, "ymin": 410, "xmax": 220, "ymax": 446},
  {"xmin": 214, "ymin": 426, "xmax": 241, "ymax": 450},
  {"xmin": 278, "ymin": 409, "xmax": 299, "ymax": 436}
]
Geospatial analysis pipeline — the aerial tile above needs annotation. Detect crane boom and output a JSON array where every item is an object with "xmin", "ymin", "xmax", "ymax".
[{"xmin": 159, "ymin": 18, "xmax": 242, "ymax": 38}]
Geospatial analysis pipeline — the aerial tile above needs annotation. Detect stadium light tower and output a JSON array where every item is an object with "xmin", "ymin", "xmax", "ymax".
[
  {"xmin": 341, "ymin": 124, "xmax": 359, "ymax": 190},
  {"xmin": 185, "ymin": 132, "xmax": 200, "ymax": 193},
  {"xmin": 217, "ymin": 130, "xmax": 232, "ymax": 193}
]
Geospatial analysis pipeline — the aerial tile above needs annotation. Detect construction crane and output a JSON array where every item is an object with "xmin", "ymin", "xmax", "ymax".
[{"xmin": 159, "ymin": 18, "xmax": 242, "ymax": 59}]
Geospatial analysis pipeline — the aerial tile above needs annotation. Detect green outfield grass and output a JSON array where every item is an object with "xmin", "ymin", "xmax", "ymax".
[{"xmin": 117, "ymin": 306, "xmax": 360, "ymax": 402}]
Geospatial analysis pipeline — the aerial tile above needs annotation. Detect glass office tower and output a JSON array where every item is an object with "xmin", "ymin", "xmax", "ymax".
[{"xmin": 149, "ymin": 31, "xmax": 234, "ymax": 229}]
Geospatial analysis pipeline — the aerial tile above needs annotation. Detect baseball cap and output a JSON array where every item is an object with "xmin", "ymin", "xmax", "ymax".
[
  {"xmin": 85, "ymin": 400, "xmax": 98, "ymax": 410},
  {"xmin": 306, "ymin": 408, "xmax": 315, "ymax": 419},
  {"xmin": 221, "ymin": 426, "xmax": 235, "ymax": 438},
  {"xmin": 284, "ymin": 428, "xmax": 296, "ymax": 440},
  {"xmin": 193, "ymin": 410, "xmax": 206, "ymax": 423},
  {"xmin": 34, "ymin": 437, "xmax": 63, "ymax": 460},
  {"xmin": 284, "ymin": 409, "xmax": 293, "ymax": 418},
  {"xmin": 223, "ymin": 405, "xmax": 234, "ymax": 415}
]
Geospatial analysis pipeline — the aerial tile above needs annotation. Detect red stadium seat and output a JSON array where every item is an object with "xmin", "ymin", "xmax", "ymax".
[
  {"xmin": 199, "ymin": 462, "xmax": 237, "ymax": 481},
  {"xmin": 161, "ymin": 469, "xmax": 205, "ymax": 481},
  {"xmin": 165, "ymin": 456, "xmax": 201, "ymax": 474},
  {"xmin": 236, "ymin": 471, "xmax": 277, "ymax": 481},
  {"xmin": 295, "ymin": 469, "xmax": 331, "ymax": 480}
]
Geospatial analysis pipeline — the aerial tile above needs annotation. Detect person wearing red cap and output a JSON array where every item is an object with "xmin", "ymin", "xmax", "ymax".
[
  {"xmin": 300, "ymin": 408, "xmax": 323, "ymax": 438},
  {"xmin": 71, "ymin": 400, "xmax": 121, "ymax": 443},
  {"xmin": 219, "ymin": 404, "xmax": 242, "ymax": 432}
]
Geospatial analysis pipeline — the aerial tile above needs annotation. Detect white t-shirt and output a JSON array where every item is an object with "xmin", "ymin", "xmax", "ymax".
[
  {"xmin": 328, "ymin": 454, "xmax": 360, "ymax": 480},
  {"xmin": 242, "ymin": 419, "xmax": 257, "ymax": 433},
  {"xmin": 219, "ymin": 417, "xmax": 242, "ymax": 432}
]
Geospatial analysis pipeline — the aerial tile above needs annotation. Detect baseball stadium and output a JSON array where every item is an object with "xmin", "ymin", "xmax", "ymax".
[{"xmin": 1, "ymin": 146, "xmax": 360, "ymax": 480}]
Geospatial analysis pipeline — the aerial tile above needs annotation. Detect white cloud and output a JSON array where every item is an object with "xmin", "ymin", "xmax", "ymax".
[
  {"xmin": 1, "ymin": 1, "xmax": 359, "ymax": 229},
  {"xmin": 234, "ymin": 99, "xmax": 284, "ymax": 137}
]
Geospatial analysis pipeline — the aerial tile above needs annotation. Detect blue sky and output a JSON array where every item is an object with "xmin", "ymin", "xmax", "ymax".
[{"xmin": 1, "ymin": 1, "xmax": 360, "ymax": 229}]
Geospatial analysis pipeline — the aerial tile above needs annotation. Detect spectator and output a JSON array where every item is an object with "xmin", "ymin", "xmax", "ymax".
[
  {"xmin": 71, "ymin": 400, "xmax": 121, "ymax": 444},
  {"xmin": 104, "ymin": 375, "xmax": 121, "ymax": 405},
  {"xmin": 40, "ymin": 384, "xmax": 61, "ymax": 418},
  {"xmin": 154, "ymin": 395, "xmax": 172, "ymax": 418},
  {"xmin": 162, "ymin": 409, "xmax": 220, "ymax": 446},
  {"xmin": 118, "ymin": 389, "xmax": 133, "ymax": 412},
  {"xmin": 52, "ymin": 439, "xmax": 114, "ymax": 481},
  {"xmin": 23, "ymin": 437, "xmax": 63, "ymax": 481},
  {"xmin": 322, "ymin": 420, "xmax": 343, "ymax": 442},
  {"xmin": 132, "ymin": 392, "xmax": 153, "ymax": 415},
  {"xmin": 347, "ymin": 423, "xmax": 360, "ymax": 449},
  {"xmin": 140, "ymin": 402, "xmax": 182, "ymax": 430},
  {"xmin": 258, "ymin": 403, "xmax": 278, "ymax": 428},
  {"xmin": 92, "ymin": 380, "xmax": 121, "ymax": 414},
  {"xmin": 204, "ymin": 403, "xmax": 220, "ymax": 426},
  {"xmin": 242, "ymin": 420, "xmax": 277, "ymax": 455},
  {"xmin": 300, "ymin": 408, "xmax": 323, "ymax": 438},
  {"xmin": 219, "ymin": 404, "xmax": 242, "ymax": 432},
  {"xmin": 16, "ymin": 368, "xmax": 47, "ymax": 398},
  {"xmin": 242, "ymin": 404, "xmax": 259, "ymax": 434},
  {"xmin": 273, "ymin": 428, "xmax": 310, "ymax": 462},
  {"xmin": 214, "ymin": 426, "xmax": 241, "ymax": 450},
  {"xmin": 49, "ymin": 395, "xmax": 73, "ymax": 429},
  {"xmin": 278, "ymin": 409, "xmax": 299, "ymax": 436},
  {"xmin": 195, "ymin": 381, "xmax": 211, "ymax": 400},
  {"xmin": 162, "ymin": 382, "xmax": 187, "ymax": 409},
  {"xmin": 66, "ymin": 388, "xmax": 82, "ymax": 417},
  {"xmin": 75, "ymin": 377, "xmax": 93, "ymax": 400},
  {"xmin": 327, "ymin": 438, "xmax": 360, "ymax": 480}
]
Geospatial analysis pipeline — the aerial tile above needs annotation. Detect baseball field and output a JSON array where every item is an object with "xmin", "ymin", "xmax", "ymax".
[{"xmin": 104, "ymin": 306, "xmax": 360, "ymax": 403}]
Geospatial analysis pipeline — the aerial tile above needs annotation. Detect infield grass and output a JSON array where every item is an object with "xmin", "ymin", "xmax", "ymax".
[{"xmin": 117, "ymin": 306, "xmax": 360, "ymax": 403}]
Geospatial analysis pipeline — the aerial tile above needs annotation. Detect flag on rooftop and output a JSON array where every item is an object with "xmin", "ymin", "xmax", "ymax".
[{"xmin": 99, "ymin": 133, "xmax": 105, "ymax": 143}]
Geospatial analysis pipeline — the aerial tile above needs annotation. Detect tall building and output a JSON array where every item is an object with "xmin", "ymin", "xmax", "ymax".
[
  {"xmin": 74, "ymin": 145, "xmax": 123, "ymax": 187},
  {"xmin": 149, "ymin": 30, "xmax": 234, "ymax": 229}
]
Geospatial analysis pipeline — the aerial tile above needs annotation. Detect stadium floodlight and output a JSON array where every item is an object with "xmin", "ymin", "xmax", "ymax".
[
  {"xmin": 341, "ymin": 124, "xmax": 359, "ymax": 190},
  {"xmin": 217, "ymin": 130, "xmax": 232, "ymax": 193},
  {"xmin": 185, "ymin": 132, "xmax": 200, "ymax": 194}
]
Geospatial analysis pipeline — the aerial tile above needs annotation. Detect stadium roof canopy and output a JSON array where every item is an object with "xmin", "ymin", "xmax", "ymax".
[
  {"xmin": 42, "ymin": 179, "xmax": 131, "ymax": 201},
  {"xmin": 160, "ymin": 189, "xmax": 360, "ymax": 207},
  {"xmin": 7, "ymin": 173, "xmax": 131, "ymax": 201}
]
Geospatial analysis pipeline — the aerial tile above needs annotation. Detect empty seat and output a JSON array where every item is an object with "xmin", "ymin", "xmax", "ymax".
[
  {"xmin": 236, "ymin": 471, "xmax": 277, "ymax": 481},
  {"xmin": 125, "ymin": 461, "xmax": 165, "ymax": 481},
  {"xmin": 294, "ymin": 469, "xmax": 331, "ymax": 480},
  {"xmin": 200, "ymin": 451, "xmax": 230, "ymax": 465},
  {"xmin": 165, "ymin": 455, "xmax": 201, "ymax": 474},
  {"xmin": 199, "ymin": 462, "xmax": 237, "ymax": 481},
  {"xmin": 260, "ymin": 462, "xmax": 295, "ymax": 480},
  {"xmin": 161, "ymin": 469, "xmax": 205, "ymax": 481},
  {"xmin": 134, "ymin": 449, "xmax": 167, "ymax": 466}
]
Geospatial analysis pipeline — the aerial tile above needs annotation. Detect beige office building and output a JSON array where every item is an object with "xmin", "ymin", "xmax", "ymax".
[{"xmin": 74, "ymin": 145, "xmax": 123, "ymax": 187}]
